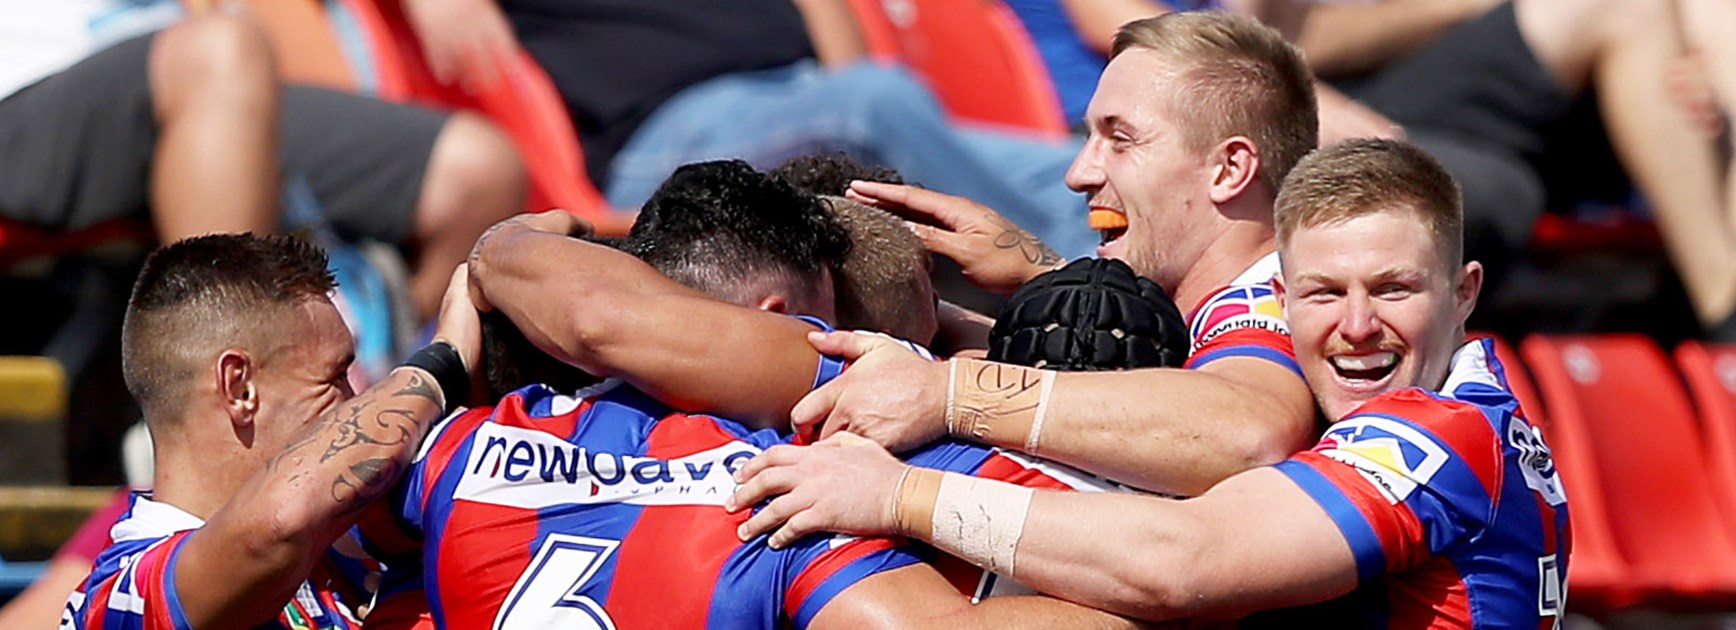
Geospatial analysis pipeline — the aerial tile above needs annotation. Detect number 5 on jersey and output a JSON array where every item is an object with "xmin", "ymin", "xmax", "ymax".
[{"xmin": 495, "ymin": 534, "xmax": 621, "ymax": 629}]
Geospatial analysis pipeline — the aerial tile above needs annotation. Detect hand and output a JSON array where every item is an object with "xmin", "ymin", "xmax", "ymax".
[
  {"xmin": 433, "ymin": 264, "xmax": 483, "ymax": 380},
  {"xmin": 466, "ymin": 211, "xmax": 592, "ymax": 311},
  {"xmin": 847, "ymin": 181, "xmax": 1061, "ymax": 296},
  {"xmin": 1315, "ymin": 84, "xmax": 1404, "ymax": 146},
  {"xmin": 402, "ymin": 0, "xmax": 520, "ymax": 91},
  {"xmin": 792, "ymin": 331, "xmax": 949, "ymax": 453},
  {"xmin": 727, "ymin": 433, "xmax": 909, "ymax": 548}
]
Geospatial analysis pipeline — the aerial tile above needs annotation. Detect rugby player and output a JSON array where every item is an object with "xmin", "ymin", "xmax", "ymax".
[
  {"xmin": 357, "ymin": 162, "xmax": 1152, "ymax": 628},
  {"xmin": 731, "ymin": 139, "xmax": 1572, "ymax": 627},
  {"xmin": 62, "ymin": 233, "xmax": 482, "ymax": 629},
  {"xmin": 804, "ymin": 12, "xmax": 1321, "ymax": 496}
]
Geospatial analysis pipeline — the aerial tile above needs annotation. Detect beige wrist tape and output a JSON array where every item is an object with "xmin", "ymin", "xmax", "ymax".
[
  {"xmin": 925, "ymin": 472, "xmax": 1034, "ymax": 575},
  {"xmin": 892, "ymin": 466, "xmax": 943, "ymax": 540},
  {"xmin": 945, "ymin": 358, "xmax": 1057, "ymax": 454}
]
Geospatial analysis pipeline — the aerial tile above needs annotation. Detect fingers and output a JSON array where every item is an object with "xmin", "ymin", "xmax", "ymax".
[
  {"xmin": 789, "ymin": 376, "xmax": 844, "ymax": 436},
  {"xmin": 905, "ymin": 221, "xmax": 969, "ymax": 262},
  {"xmin": 434, "ymin": 264, "xmax": 483, "ymax": 372},
  {"xmin": 847, "ymin": 181, "xmax": 978, "ymax": 229},
  {"xmin": 805, "ymin": 329, "xmax": 895, "ymax": 360},
  {"xmin": 738, "ymin": 494, "xmax": 813, "ymax": 547},
  {"xmin": 767, "ymin": 511, "xmax": 823, "ymax": 550}
]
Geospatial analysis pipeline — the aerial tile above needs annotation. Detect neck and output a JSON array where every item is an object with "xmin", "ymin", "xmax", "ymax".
[
  {"xmin": 147, "ymin": 414, "xmax": 246, "ymax": 521},
  {"xmin": 1171, "ymin": 221, "xmax": 1277, "ymax": 315}
]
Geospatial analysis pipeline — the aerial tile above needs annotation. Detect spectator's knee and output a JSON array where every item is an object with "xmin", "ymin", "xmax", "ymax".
[
  {"xmin": 149, "ymin": 13, "xmax": 276, "ymax": 113},
  {"xmin": 416, "ymin": 113, "xmax": 526, "ymax": 240},
  {"xmin": 833, "ymin": 63, "xmax": 946, "ymax": 124}
]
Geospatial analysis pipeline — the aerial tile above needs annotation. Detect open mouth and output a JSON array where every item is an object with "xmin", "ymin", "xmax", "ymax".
[
  {"xmin": 1330, "ymin": 351, "xmax": 1399, "ymax": 385},
  {"xmin": 1089, "ymin": 208, "xmax": 1128, "ymax": 246}
]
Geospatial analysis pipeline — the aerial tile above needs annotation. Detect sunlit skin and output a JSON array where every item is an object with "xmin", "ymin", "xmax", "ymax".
[
  {"xmin": 1065, "ymin": 49, "xmax": 1220, "ymax": 290},
  {"xmin": 245, "ymin": 298, "xmax": 356, "ymax": 462},
  {"xmin": 1279, "ymin": 210, "xmax": 1481, "ymax": 421}
]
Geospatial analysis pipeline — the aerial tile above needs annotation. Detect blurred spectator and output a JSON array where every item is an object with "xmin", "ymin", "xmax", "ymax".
[
  {"xmin": 398, "ymin": 0, "xmax": 1100, "ymax": 258},
  {"xmin": 0, "ymin": 2, "xmax": 526, "ymax": 321}
]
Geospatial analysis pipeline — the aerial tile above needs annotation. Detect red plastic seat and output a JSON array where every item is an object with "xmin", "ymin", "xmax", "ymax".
[
  {"xmin": 0, "ymin": 218, "xmax": 153, "ymax": 267},
  {"xmin": 335, "ymin": 0, "xmax": 632, "ymax": 235},
  {"xmin": 845, "ymin": 0, "xmax": 1068, "ymax": 138},
  {"xmin": 1473, "ymin": 334, "xmax": 1634, "ymax": 611},
  {"xmin": 1671, "ymin": 341, "xmax": 1736, "ymax": 536},
  {"xmin": 1522, "ymin": 334, "xmax": 1736, "ymax": 608}
]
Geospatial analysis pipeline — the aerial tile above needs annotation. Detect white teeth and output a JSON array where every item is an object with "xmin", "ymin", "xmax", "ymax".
[{"xmin": 1332, "ymin": 352, "xmax": 1397, "ymax": 371}]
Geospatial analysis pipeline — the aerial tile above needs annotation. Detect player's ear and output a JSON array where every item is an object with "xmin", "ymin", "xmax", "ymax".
[
  {"xmin": 216, "ymin": 349, "xmax": 258, "ymax": 428},
  {"xmin": 755, "ymin": 294, "xmax": 789, "ymax": 314},
  {"xmin": 1208, "ymin": 136, "xmax": 1261, "ymax": 205}
]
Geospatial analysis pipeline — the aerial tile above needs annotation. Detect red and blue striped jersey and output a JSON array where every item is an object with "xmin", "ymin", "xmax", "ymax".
[
  {"xmin": 361, "ymin": 383, "xmax": 1119, "ymax": 629},
  {"xmin": 1269, "ymin": 338, "xmax": 1571, "ymax": 628},
  {"xmin": 61, "ymin": 495, "xmax": 368, "ymax": 630},
  {"xmin": 363, "ymin": 378, "xmax": 926, "ymax": 630},
  {"xmin": 1184, "ymin": 252, "xmax": 1301, "ymax": 379}
]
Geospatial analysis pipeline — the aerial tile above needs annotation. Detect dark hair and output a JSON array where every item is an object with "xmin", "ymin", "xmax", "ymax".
[
  {"xmin": 772, "ymin": 152, "xmax": 904, "ymax": 196},
  {"xmin": 624, "ymin": 160, "xmax": 850, "ymax": 308},
  {"xmin": 122, "ymin": 233, "xmax": 335, "ymax": 419}
]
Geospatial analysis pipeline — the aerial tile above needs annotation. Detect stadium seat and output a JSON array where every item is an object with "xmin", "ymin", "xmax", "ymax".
[
  {"xmin": 845, "ymin": 0, "xmax": 1069, "ymax": 137},
  {"xmin": 0, "ymin": 217, "xmax": 151, "ymax": 268},
  {"xmin": 330, "ymin": 0, "xmax": 632, "ymax": 235},
  {"xmin": 1474, "ymin": 334, "xmax": 1634, "ymax": 610},
  {"xmin": 1522, "ymin": 334, "xmax": 1736, "ymax": 608},
  {"xmin": 1671, "ymin": 341, "xmax": 1736, "ymax": 535}
]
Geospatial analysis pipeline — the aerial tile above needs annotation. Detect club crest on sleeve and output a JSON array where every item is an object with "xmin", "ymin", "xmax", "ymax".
[
  {"xmin": 1188, "ymin": 285, "xmax": 1287, "ymax": 350},
  {"xmin": 1319, "ymin": 416, "xmax": 1450, "ymax": 504}
]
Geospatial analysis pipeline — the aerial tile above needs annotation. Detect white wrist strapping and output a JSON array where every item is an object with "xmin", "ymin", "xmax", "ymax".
[{"xmin": 929, "ymin": 472, "xmax": 1034, "ymax": 575}]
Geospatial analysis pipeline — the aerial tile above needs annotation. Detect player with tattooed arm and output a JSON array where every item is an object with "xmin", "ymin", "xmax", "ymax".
[{"xmin": 62, "ymin": 233, "xmax": 485, "ymax": 630}]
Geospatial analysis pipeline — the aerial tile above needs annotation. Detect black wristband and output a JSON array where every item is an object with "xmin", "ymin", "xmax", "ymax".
[{"xmin": 403, "ymin": 341, "xmax": 469, "ymax": 415}]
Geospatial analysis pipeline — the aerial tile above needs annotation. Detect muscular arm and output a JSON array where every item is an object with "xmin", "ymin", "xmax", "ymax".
[
  {"xmin": 812, "ymin": 563, "xmax": 1156, "ymax": 629},
  {"xmin": 470, "ymin": 222, "xmax": 827, "ymax": 430},
  {"xmin": 170, "ymin": 367, "xmax": 445, "ymax": 629},
  {"xmin": 1001, "ymin": 468, "xmax": 1356, "ymax": 620},
  {"xmin": 971, "ymin": 357, "xmax": 1315, "ymax": 496},
  {"xmin": 1299, "ymin": 0, "xmax": 1495, "ymax": 78}
]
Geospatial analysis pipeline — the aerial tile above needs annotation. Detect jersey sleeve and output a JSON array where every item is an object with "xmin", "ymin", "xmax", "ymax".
[
  {"xmin": 781, "ymin": 535, "xmax": 924, "ymax": 629},
  {"xmin": 1183, "ymin": 283, "xmax": 1301, "ymax": 378},
  {"xmin": 69, "ymin": 532, "xmax": 195, "ymax": 630},
  {"xmin": 1274, "ymin": 391, "xmax": 1505, "ymax": 583}
]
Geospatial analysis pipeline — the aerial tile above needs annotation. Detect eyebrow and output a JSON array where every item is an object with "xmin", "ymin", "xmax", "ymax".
[{"xmin": 1292, "ymin": 265, "xmax": 1427, "ymax": 286}]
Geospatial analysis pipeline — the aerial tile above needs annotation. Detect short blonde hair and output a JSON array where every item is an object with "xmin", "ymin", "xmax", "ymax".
[
  {"xmin": 1113, "ymin": 12, "xmax": 1317, "ymax": 191},
  {"xmin": 823, "ymin": 196, "xmax": 934, "ymax": 339},
  {"xmin": 1275, "ymin": 139, "xmax": 1463, "ymax": 265}
]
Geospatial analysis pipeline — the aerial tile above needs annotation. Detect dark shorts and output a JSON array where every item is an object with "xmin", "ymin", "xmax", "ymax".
[
  {"xmin": 0, "ymin": 31, "xmax": 447, "ymax": 245},
  {"xmin": 1333, "ymin": 1, "xmax": 1574, "ymax": 163}
]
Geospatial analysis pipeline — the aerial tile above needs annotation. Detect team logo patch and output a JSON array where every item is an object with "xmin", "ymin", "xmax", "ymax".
[
  {"xmin": 1319, "ymin": 416, "xmax": 1451, "ymax": 504},
  {"xmin": 1189, "ymin": 285, "xmax": 1287, "ymax": 350},
  {"xmin": 456, "ymin": 423, "xmax": 758, "ymax": 509}
]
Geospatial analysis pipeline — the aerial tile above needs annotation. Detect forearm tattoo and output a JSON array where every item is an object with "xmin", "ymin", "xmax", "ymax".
[
  {"xmin": 990, "ymin": 216, "xmax": 1062, "ymax": 267},
  {"xmin": 269, "ymin": 372, "xmax": 440, "ymax": 515}
]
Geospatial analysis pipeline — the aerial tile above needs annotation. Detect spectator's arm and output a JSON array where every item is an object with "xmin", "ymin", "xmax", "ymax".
[
  {"xmin": 469, "ymin": 217, "xmax": 829, "ymax": 429},
  {"xmin": 1299, "ymin": 0, "xmax": 1498, "ymax": 78},
  {"xmin": 1058, "ymin": 0, "xmax": 1172, "ymax": 55},
  {"xmin": 792, "ymin": 0, "xmax": 870, "ymax": 67}
]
